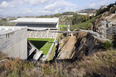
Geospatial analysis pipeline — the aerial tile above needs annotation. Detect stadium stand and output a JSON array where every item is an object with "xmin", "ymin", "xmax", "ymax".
[
  {"xmin": 28, "ymin": 30, "xmax": 57, "ymax": 38},
  {"xmin": 10, "ymin": 18, "xmax": 59, "ymax": 39}
]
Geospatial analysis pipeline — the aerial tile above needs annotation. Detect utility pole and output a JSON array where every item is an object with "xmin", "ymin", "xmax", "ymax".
[
  {"xmin": 67, "ymin": 24, "xmax": 73, "ymax": 37},
  {"xmin": 67, "ymin": 25, "xmax": 70, "ymax": 32}
]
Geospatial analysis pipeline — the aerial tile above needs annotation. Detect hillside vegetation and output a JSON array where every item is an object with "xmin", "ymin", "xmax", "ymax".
[
  {"xmin": 0, "ymin": 50, "xmax": 116, "ymax": 77},
  {"xmin": 57, "ymin": 2, "xmax": 116, "ymax": 31},
  {"xmin": 0, "ymin": 18, "xmax": 16, "ymax": 26}
]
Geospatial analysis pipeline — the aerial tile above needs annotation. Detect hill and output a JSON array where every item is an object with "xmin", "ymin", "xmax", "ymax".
[
  {"xmin": 76, "ymin": 8, "xmax": 97, "ymax": 13},
  {"xmin": 71, "ymin": 2, "xmax": 116, "ymax": 31}
]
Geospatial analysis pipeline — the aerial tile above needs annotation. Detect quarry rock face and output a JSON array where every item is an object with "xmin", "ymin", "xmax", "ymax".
[
  {"xmin": 94, "ymin": 13, "xmax": 116, "ymax": 39},
  {"xmin": 56, "ymin": 31, "xmax": 108, "ymax": 60},
  {"xmin": 57, "ymin": 36, "xmax": 77, "ymax": 60}
]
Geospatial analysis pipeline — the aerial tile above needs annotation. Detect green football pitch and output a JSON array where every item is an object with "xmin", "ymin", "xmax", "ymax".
[{"xmin": 28, "ymin": 38, "xmax": 54, "ymax": 55}]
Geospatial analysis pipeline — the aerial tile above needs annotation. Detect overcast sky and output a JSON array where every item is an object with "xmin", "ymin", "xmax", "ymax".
[{"xmin": 0, "ymin": 0, "xmax": 115, "ymax": 17}]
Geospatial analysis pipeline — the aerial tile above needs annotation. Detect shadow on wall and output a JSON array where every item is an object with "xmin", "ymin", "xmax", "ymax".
[
  {"xmin": 112, "ymin": 35, "xmax": 116, "ymax": 48},
  {"xmin": 27, "ymin": 42, "xmax": 44, "ymax": 61}
]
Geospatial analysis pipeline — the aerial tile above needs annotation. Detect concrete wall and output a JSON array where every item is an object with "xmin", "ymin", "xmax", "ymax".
[{"xmin": 0, "ymin": 28, "xmax": 27, "ymax": 59}]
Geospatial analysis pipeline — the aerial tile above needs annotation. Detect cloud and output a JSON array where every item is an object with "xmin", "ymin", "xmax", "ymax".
[
  {"xmin": 0, "ymin": 0, "xmax": 23, "ymax": 8},
  {"xmin": 86, "ymin": 0, "xmax": 115, "ymax": 9},
  {"xmin": 44, "ymin": 0, "xmax": 77, "ymax": 14},
  {"xmin": 0, "ymin": 0, "xmax": 50, "ymax": 8},
  {"xmin": 45, "ymin": 0, "xmax": 77, "ymax": 10},
  {"xmin": 0, "ymin": 1, "xmax": 8, "ymax": 8},
  {"xmin": 0, "ymin": 0, "xmax": 115, "ymax": 16},
  {"xmin": 0, "ymin": 0, "xmax": 78, "ymax": 16},
  {"xmin": 88, "ymin": 3, "xmax": 97, "ymax": 8},
  {"xmin": 24, "ymin": 0, "xmax": 50, "ymax": 6}
]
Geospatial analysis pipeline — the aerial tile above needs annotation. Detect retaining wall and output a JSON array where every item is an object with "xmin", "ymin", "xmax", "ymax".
[{"xmin": 0, "ymin": 28, "xmax": 27, "ymax": 59}]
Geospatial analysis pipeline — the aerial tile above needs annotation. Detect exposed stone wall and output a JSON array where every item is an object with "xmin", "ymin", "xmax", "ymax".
[
  {"xmin": 95, "ymin": 13, "xmax": 116, "ymax": 39},
  {"xmin": 56, "ymin": 31, "xmax": 109, "ymax": 60}
]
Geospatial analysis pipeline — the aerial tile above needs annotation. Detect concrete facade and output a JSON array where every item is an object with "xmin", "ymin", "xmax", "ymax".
[{"xmin": 0, "ymin": 26, "xmax": 27, "ymax": 59}]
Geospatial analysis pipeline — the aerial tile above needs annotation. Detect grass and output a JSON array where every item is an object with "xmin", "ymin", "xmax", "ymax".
[
  {"xmin": 58, "ymin": 25, "xmax": 67, "ymax": 28},
  {"xmin": 28, "ymin": 38, "xmax": 54, "ymax": 55},
  {"xmin": 47, "ymin": 45, "xmax": 56, "ymax": 61},
  {"xmin": 71, "ymin": 22, "xmax": 93, "ymax": 31},
  {"xmin": 102, "ymin": 41, "xmax": 113, "ymax": 50},
  {"xmin": 58, "ymin": 25, "xmax": 67, "ymax": 31},
  {"xmin": 0, "ymin": 57, "xmax": 35, "ymax": 77},
  {"xmin": 41, "ymin": 50, "xmax": 116, "ymax": 77}
]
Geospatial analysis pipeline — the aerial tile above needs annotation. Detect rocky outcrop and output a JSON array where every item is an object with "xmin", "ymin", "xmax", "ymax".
[
  {"xmin": 94, "ymin": 13, "xmax": 116, "ymax": 39},
  {"xmin": 57, "ymin": 36, "xmax": 77, "ymax": 60},
  {"xmin": 56, "ymin": 31, "xmax": 109, "ymax": 60}
]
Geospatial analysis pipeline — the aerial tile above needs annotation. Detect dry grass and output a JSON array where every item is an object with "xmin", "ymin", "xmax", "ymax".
[
  {"xmin": 0, "ymin": 50, "xmax": 116, "ymax": 77},
  {"xmin": 0, "ymin": 52, "xmax": 7, "ymax": 60},
  {"xmin": 46, "ymin": 50, "xmax": 116, "ymax": 77},
  {"xmin": 0, "ymin": 57, "xmax": 35, "ymax": 77},
  {"xmin": 77, "ymin": 50, "xmax": 116, "ymax": 77},
  {"xmin": 47, "ymin": 45, "xmax": 56, "ymax": 61}
]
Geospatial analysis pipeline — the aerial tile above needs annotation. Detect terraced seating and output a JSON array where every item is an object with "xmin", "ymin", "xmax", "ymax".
[
  {"xmin": 28, "ymin": 30, "xmax": 57, "ymax": 38},
  {"xmin": 42, "ymin": 31, "xmax": 47, "ymax": 38},
  {"xmin": 28, "ymin": 31, "xmax": 32, "ymax": 38},
  {"xmin": 48, "ymin": 32, "xmax": 53, "ymax": 38},
  {"xmin": 36, "ymin": 31, "xmax": 41, "ymax": 37}
]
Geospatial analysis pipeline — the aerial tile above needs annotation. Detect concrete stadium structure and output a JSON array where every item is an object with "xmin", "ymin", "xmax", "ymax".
[
  {"xmin": 0, "ymin": 18, "xmax": 59, "ymax": 60},
  {"xmin": 10, "ymin": 18, "xmax": 59, "ymax": 38},
  {"xmin": 0, "ymin": 26, "xmax": 27, "ymax": 59}
]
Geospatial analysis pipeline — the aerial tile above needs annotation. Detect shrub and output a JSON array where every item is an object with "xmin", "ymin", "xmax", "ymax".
[
  {"xmin": 60, "ymin": 27, "xmax": 67, "ymax": 31},
  {"xmin": 102, "ymin": 41, "xmax": 113, "ymax": 50},
  {"xmin": 70, "ymin": 22, "xmax": 93, "ymax": 30},
  {"xmin": 70, "ymin": 15, "xmax": 101, "ymax": 31}
]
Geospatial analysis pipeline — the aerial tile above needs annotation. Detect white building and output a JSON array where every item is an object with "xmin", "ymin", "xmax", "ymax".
[{"xmin": 77, "ymin": 13, "xmax": 96, "ymax": 16}]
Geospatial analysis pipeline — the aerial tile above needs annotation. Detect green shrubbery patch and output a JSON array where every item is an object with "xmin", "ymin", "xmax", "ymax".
[
  {"xmin": 71, "ymin": 22, "xmax": 93, "ymax": 30},
  {"xmin": 70, "ymin": 15, "xmax": 101, "ymax": 31},
  {"xmin": 102, "ymin": 41, "xmax": 113, "ymax": 50},
  {"xmin": 58, "ymin": 25, "xmax": 67, "ymax": 31}
]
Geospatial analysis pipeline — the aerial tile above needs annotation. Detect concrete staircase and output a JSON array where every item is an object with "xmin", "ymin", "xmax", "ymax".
[{"xmin": 28, "ymin": 41, "xmax": 43, "ymax": 60}]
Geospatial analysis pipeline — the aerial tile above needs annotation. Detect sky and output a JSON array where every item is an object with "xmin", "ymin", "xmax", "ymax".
[{"xmin": 0, "ymin": 0, "xmax": 115, "ymax": 17}]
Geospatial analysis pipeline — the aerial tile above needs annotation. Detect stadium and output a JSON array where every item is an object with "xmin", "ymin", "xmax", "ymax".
[{"xmin": 0, "ymin": 18, "xmax": 59, "ymax": 61}]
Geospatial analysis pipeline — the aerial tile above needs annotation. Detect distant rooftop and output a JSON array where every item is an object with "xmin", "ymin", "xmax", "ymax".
[
  {"xmin": 0, "ymin": 26, "xmax": 27, "ymax": 35},
  {"xmin": 9, "ymin": 18, "xmax": 59, "ymax": 24}
]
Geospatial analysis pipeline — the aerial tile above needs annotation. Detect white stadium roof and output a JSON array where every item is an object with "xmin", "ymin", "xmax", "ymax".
[{"xmin": 9, "ymin": 18, "xmax": 59, "ymax": 24}]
